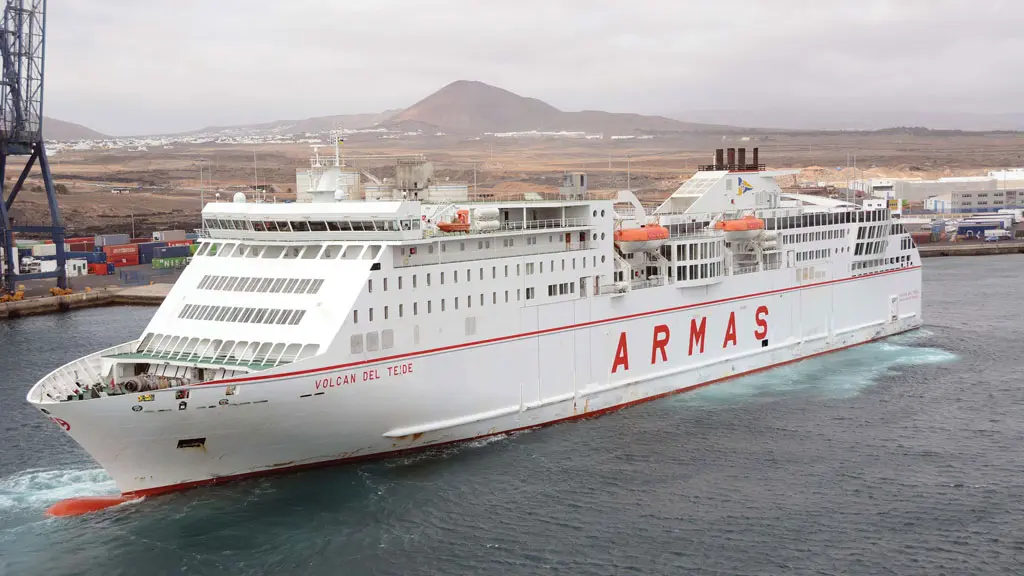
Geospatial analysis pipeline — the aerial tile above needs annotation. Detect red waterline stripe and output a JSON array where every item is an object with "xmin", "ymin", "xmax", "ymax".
[
  {"xmin": 124, "ymin": 326, "xmax": 919, "ymax": 499},
  {"xmin": 199, "ymin": 265, "xmax": 920, "ymax": 387}
]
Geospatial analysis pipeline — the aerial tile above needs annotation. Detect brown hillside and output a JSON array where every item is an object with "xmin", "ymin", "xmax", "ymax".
[{"xmin": 44, "ymin": 117, "xmax": 108, "ymax": 141}]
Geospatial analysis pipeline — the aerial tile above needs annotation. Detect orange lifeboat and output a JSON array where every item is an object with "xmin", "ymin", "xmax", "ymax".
[
  {"xmin": 715, "ymin": 216, "xmax": 764, "ymax": 240},
  {"xmin": 613, "ymin": 226, "xmax": 669, "ymax": 252},
  {"xmin": 437, "ymin": 209, "xmax": 470, "ymax": 233},
  {"xmin": 714, "ymin": 216, "xmax": 764, "ymax": 232}
]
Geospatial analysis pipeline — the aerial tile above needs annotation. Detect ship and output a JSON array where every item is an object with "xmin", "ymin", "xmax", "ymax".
[{"xmin": 27, "ymin": 146, "xmax": 922, "ymax": 510}]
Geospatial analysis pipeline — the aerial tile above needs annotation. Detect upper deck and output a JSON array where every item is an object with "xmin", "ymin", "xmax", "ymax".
[{"xmin": 201, "ymin": 198, "xmax": 600, "ymax": 244}]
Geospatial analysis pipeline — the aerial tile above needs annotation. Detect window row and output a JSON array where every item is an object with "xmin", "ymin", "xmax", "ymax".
[
  {"xmin": 797, "ymin": 248, "xmax": 832, "ymax": 262},
  {"xmin": 783, "ymin": 228, "xmax": 847, "ymax": 244},
  {"xmin": 854, "ymin": 241, "xmax": 887, "ymax": 256},
  {"xmin": 764, "ymin": 209, "xmax": 888, "ymax": 231},
  {"xmin": 178, "ymin": 304, "xmax": 307, "ymax": 326},
  {"xmin": 852, "ymin": 254, "xmax": 912, "ymax": 272},
  {"xmin": 197, "ymin": 274, "xmax": 324, "ymax": 295},
  {"xmin": 856, "ymin": 224, "xmax": 890, "ymax": 240},
  {"xmin": 136, "ymin": 333, "xmax": 319, "ymax": 367},
  {"xmin": 547, "ymin": 282, "xmax": 576, "ymax": 296},
  {"xmin": 665, "ymin": 240, "xmax": 723, "ymax": 262},
  {"xmin": 351, "ymin": 329, "xmax": 395, "ymax": 354},
  {"xmin": 668, "ymin": 261, "xmax": 723, "ymax": 281},
  {"xmin": 204, "ymin": 218, "xmax": 420, "ymax": 233},
  {"xmin": 353, "ymin": 290, "xmax": 524, "ymax": 324},
  {"xmin": 195, "ymin": 242, "xmax": 381, "ymax": 262}
]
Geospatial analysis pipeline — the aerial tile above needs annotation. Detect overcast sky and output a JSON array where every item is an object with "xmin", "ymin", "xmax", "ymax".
[{"xmin": 45, "ymin": 0, "xmax": 1023, "ymax": 135}]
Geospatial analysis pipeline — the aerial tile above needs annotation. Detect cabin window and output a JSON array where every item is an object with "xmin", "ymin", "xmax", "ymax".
[
  {"xmin": 308, "ymin": 221, "xmax": 328, "ymax": 232},
  {"xmin": 366, "ymin": 332, "xmax": 379, "ymax": 352}
]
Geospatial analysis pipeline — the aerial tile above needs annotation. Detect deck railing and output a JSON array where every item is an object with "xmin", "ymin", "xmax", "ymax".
[{"xmin": 28, "ymin": 340, "xmax": 140, "ymax": 403}]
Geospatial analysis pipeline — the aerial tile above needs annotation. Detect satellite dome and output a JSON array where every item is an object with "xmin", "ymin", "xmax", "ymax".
[
  {"xmin": 334, "ymin": 189, "xmax": 347, "ymax": 202},
  {"xmin": 232, "ymin": 192, "xmax": 247, "ymax": 203}
]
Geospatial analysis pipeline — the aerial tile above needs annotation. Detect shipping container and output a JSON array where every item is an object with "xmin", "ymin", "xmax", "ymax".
[
  {"xmin": 164, "ymin": 239, "xmax": 193, "ymax": 248},
  {"xmin": 66, "ymin": 251, "xmax": 107, "ymax": 264},
  {"xmin": 103, "ymin": 243, "xmax": 139, "ymax": 258},
  {"xmin": 185, "ymin": 232, "xmax": 200, "ymax": 240},
  {"xmin": 154, "ymin": 245, "xmax": 191, "ymax": 259},
  {"xmin": 189, "ymin": 243, "xmax": 199, "ymax": 255},
  {"xmin": 106, "ymin": 262, "xmax": 116, "ymax": 274},
  {"xmin": 68, "ymin": 241, "xmax": 94, "ymax": 252},
  {"xmin": 31, "ymin": 243, "xmax": 57, "ymax": 257},
  {"xmin": 153, "ymin": 230, "xmax": 187, "ymax": 242},
  {"xmin": 137, "ymin": 241, "xmax": 166, "ymax": 265},
  {"xmin": 88, "ymin": 263, "xmax": 109, "ymax": 276},
  {"xmin": 152, "ymin": 256, "xmax": 190, "ymax": 269},
  {"xmin": 109, "ymin": 253, "xmax": 140, "ymax": 268},
  {"xmin": 94, "ymin": 233, "xmax": 130, "ymax": 247}
]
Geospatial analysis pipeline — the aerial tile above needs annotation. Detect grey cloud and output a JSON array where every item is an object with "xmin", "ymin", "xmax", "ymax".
[{"xmin": 41, "ymin": 0, "xmax": 1024, "ymax": 135}]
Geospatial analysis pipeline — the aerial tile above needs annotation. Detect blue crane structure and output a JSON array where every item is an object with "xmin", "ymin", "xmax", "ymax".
[{"xmin": 0, "ymin": 0, "xmax": 65, "ymax": 290}]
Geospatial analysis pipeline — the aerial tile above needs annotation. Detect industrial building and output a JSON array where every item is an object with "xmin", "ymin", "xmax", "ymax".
[{"xmin": 851, "ymin": 171, "xmax": 1024, "ymax": 213}]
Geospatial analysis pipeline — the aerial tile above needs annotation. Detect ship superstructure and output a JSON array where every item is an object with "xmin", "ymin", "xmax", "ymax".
[{"xmin": 27, "ymin": 147, "xmax": 922, "ymax": 498}]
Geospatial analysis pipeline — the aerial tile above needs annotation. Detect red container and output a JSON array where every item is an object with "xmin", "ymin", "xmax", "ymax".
[
  {"xmin": 103, "ymin": 244, "xmax": 139, "ymax": 258},
  {"xmin": 130, "ymin": 237, "xmax": 151, "ymax": 244},
  {"xmin": 69, "ymin": 241, "xmax": 94, "ymax": 252},
  {"xmin": 66, "ymin": 237, "xmax": 93, "ymax": 244},
  {"xmin": 164, "ymin": 239, "xmax": 192, "ymax": 248},
  {"xmin": 88, "ymin": 263, "xmax": 109, "ymax": 275},
  {"xmin": 110, "ymin": 254, "xmax": 140, "ymax": 268}
]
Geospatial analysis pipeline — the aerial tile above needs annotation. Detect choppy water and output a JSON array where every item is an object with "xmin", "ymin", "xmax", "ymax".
[{"xmin": 2, "ymin": 256, "xmax": 1022, "ymax": 575}]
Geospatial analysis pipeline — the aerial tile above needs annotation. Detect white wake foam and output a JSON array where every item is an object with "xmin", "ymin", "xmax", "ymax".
[
  {"xmin": 0, "ymin": 468, "xmax": 117, "ymax": 512},
  {"xmin": 678, "ymin": 341, "xmax": 957, "ymax": 406}
]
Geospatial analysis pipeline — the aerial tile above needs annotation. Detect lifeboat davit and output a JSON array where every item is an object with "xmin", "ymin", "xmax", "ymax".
[
  {"xmin": 715, "ymin": 216, "xmax": 764, "ymax": 240},
  {"xmin": 613, "ymin": 226, "xmax": 669, "ymax": 252}
]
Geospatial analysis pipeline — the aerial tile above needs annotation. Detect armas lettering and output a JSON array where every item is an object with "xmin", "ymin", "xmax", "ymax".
[{"xmin": 610, "ymin": 306, "xmax": 770, "ymax": 373}]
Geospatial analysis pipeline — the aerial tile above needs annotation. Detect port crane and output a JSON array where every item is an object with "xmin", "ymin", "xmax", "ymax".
[{"xmin": 0, "ymin": 0, "xmax": 65, "ymax": 291}]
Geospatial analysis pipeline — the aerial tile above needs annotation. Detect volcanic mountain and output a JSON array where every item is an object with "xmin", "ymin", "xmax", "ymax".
[{"xmin": 387, "ymin": 80, "xmax": 725, "ymax": 134}]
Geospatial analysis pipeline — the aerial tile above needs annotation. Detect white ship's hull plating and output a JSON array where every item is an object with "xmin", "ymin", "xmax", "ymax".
[{"xmin": 40, "ymin": 266, "xmax": 920, "ymax": 496}]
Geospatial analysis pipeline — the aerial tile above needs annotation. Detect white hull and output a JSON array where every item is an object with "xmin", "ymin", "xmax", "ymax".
[{"xmin": 36, "ymin": 266, "xmax": 921, "ymax": 496}]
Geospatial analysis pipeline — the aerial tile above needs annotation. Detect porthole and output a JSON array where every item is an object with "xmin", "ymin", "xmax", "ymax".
[
  {"xmin": 600, "ymin": 210, "xmax": 605, "ymax": 217},
  {"xmin": 593, "ymin": 210, "xmax": 597, "ymax": 217},
  {"xmin": 592, "ymin": 233, "xmax": 598, "ymax": 241},
  {"xmin": 601, "ymin": 233, "xmax": 605, "ymax": 240},
  {"xmin": 601, "ymin": 255, "xmax": 606, "ymax": 263}
]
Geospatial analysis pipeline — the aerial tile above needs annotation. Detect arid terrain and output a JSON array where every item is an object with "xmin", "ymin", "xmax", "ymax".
[{"xmin": 6, "ymin": 129, "xmax": 1021, "ymax": 237}]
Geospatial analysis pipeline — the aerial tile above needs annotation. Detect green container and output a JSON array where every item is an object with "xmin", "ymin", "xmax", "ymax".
[
  {"xmin": 189, "ymin": 243, "xmax": 199, "ymax": 255},
  {"xmin": 152, "ymin": 256, "xmax": 190, "ymax": 269}
]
